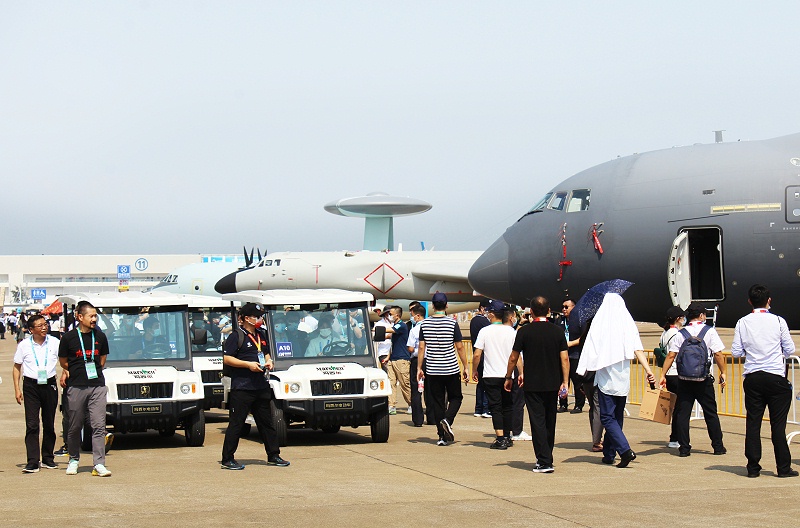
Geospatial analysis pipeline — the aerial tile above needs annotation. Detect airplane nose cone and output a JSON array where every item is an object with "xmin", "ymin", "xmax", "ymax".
[
  {"xmin": 468, "ymin": 236, "xmax": 512, "ymax": 302},
  {"xmin": 214, "ymin": 271, "xmax": 238, "ymax": 294}
]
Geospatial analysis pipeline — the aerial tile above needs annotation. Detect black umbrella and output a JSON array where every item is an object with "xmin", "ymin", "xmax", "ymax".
[{"xmin": 570, "ymin": 279, "xmax": 634, "ymax": 330}]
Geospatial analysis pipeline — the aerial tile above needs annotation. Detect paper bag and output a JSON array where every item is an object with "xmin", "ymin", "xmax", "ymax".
[{"xmin": 638, "ymin": 388, "xmax": 676, "ymax": 424}]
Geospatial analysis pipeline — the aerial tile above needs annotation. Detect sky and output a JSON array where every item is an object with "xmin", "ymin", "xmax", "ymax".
[{"xmin": 2, "ymin": 2, "xmax": 799, "ymax": 256}]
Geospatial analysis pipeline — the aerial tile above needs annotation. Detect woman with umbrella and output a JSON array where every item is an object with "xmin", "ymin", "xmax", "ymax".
[{"xmin": 576, "ymin": 291, "xmax": 655, "ymax": 468}]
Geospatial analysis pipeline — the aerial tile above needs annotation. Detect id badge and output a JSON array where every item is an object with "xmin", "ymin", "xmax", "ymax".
[
  {"xmin": 257, "ymin": 352, "xmax": 266, "ymax": 366},
  {"xmin": 86, "ymin": 362, "xmax": 98, "ymax": 380},
  {"xmin": 37, "ymin": 369, "xmax": 48, "ymax": 385}
]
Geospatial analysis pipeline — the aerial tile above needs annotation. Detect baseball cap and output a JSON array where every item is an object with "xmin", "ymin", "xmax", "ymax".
[
  {"xmin": 666, "ymin": 306, "xmax": 685, "ymax": 320},
  {"xmin": 239, "ymin": 303, "xmax": 264, "ymax": 317},
  {"xmin": 487, "ymin": 300, "xmax": 506, "ymax": 313},
  {"xmin": 432, "ymin": 292, "xmax": 448, "ymax": 304}
]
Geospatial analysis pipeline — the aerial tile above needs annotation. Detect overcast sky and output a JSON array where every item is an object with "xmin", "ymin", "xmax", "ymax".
[{"xmin": 2, "ymin": 2, "xmax": 799, "ymax": 256}]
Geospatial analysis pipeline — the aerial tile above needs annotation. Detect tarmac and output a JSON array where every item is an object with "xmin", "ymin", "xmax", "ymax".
[{"xmin": 2, "ymin": 328, "xmax": 800, "ymax": 528}]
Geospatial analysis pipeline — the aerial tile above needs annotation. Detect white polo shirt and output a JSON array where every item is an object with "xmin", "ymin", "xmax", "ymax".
[{"xmin": 14, "ymin": 335, "xmax": 60, "ymax": 380}]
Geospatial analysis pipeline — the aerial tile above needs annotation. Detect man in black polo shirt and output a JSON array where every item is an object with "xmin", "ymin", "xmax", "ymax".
[
  {"xmin": 220, "ymin": 303, "xmax": 289, "ymax": 470},
  {"xmin": 505, "ymin": 296, "xmax": 569, "ymax": 473}
]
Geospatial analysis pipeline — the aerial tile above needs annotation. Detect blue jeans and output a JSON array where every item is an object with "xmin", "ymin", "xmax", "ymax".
[{"xmin": 598, "ymin": 389, "xmax": 630, "ymax": 458}]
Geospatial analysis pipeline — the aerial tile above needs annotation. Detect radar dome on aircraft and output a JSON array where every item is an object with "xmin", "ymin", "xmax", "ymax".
[{"xmin": 324, "ymin": 192, "xmax": 432, "ymax": 251}]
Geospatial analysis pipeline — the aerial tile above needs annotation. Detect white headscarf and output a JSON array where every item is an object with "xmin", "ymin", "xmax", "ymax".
[{"xmin": 576, "ymin": 293, "xmax": 643, "ymax": 375}]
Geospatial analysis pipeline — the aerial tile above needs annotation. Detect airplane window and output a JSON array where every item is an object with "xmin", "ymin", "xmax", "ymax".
[
  {"xmin": 527, "ymin": 193, "xmax": 553, "ymax": 213},
  {"xmin": 566, "ymin": 189, "xmax": 591, "ymax": 212},
  {"xmin": 547, "ymin": 192, "xmax": 568, "ymax": 211}
]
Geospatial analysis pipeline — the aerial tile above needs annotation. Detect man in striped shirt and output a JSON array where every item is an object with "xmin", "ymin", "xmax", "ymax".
[{"xmin": 416, "ymin": 292, "xmax": 468, "ymax": 446}]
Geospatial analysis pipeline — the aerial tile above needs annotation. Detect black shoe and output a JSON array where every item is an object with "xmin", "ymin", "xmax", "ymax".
[
  {"xmin": 489, "ymin": 438, "xmax": 507, "ymax": 450},
  {"xmin": 40, "ymin": 461, "xmax": 57, "ymax": 470},
  {"xmin": 267, "ymin": 455, "xmax": 290, "ymax": 467},
  {"xmin": 22, "ymin": 463, "xmax": 40, "ymax": 473},
  {"xmin": 777, "ymin": 469, "xmax": 799, "ymax": 478},
  {"xmin": 617, "ymin": 449, "xmax": 636, "ymax": 468},
  {"xmin": 220, "ymin": 459, "xmax": 245, "ymax": 470},
  {"xmin": 557, "ymin": 406, "xmax": 569, "ymax": 413},
  {"xmin": 54, "ymin": 445, "xmax": 69, "ymax": 456},
  {"xmin": 504, "ymin": 437, "xmax": 513, "ymax": 448},
  {"xmin": 601, "ymin": 457, "xmax": 615, "ymax": 465},
  {"xmin": 747, "ymin": 470, "xmax": 760, "ymax": 478},
  {"xmin": 439, "ymin": 419, "xmax": 455, "ymax": 442},
  {"xmin": 413, "ymin": 424, "xmax": 423, "ymax": 427},
  {"xmin": 713, "ymin": 447, "xmax": 727, "ymax": 455},
  {"xmin": 570, "ymin": 406, "xmax": 583, "ymax": 414},
  {"xmin": 679, "ymin": 450, "xmax": 691, "ymax": 457}
]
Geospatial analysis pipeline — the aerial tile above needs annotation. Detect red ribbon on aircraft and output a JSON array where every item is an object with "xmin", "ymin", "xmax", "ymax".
[{"xmin": 591, "ymin": 223, "xmax": 604, "ymax": 254}]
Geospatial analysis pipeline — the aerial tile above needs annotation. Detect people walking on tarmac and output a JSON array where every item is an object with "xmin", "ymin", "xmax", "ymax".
[
  {"xmin": 577, "ymin": 320, "xmax": 604, "ymax": 452},
  {"xmin": 58, "ymin": 301, "xmax": 112, "ymax": 477},
  {"xmin": 577, "ymin": 293, "xmax": 655, "ymax": 468},
  {"xmin": 0, "ymin": 312, "xmax": 7, "ymax": 339},
  {"xmin": 406, "ymin": 303, "xmax": 429, "ymax": 427},
  {"xmin": 416, "ymin": 292, "xmax": 468, "ymax": 446},
  {"xmin": 470, "ymin": 300, "xmax": 491, "ymax": 418},
  {"xmin": 658, "ymin": 306, "xmax": 685, "ymax": 449},
  {"xmin": 472, "ymin": 300, "xmax": 516, "ymax": 449},
  {"xmin": 220, "ymin": 303, "xmax": 289, "ymax": 470},
  {"xmin": 504, "ymin": 296, "xmax": 569, "ymax": 473},
  {"xmin": 12, "ymin": 314, "xmax": 61, "ymax": 473},
  {"xmin": 383, "ymin": 306, "xmax": 411, "ymax": 415},
  {"xmin": 659, "ymin": 302, "xmax": 727, "ymax": 458},
  {"xmin": 731, "ymin": 284, "xmax": 798, "ymax": 478}
]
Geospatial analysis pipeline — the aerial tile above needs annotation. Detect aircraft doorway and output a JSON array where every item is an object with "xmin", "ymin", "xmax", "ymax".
[{"xmin": 668, "ymin": 227, "xmax": 724, "ymax": 308}]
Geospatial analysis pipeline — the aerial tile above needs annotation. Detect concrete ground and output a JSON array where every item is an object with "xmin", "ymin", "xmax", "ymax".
[{"xmin": 2, "ymin": 332, "xmax": 800, "ymax": 528}]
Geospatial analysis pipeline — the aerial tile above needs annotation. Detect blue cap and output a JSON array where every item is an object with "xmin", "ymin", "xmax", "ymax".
[
  {"xmin": 487, "ymin": 300, "xmax": 506, "ymax": 313},
  {"xmin": 432, "ymin": 292, "xmax": 448, "ymax": 303}
]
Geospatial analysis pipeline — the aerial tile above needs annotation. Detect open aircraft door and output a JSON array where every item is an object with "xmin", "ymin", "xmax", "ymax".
[
  {"xmin": 668, "ymin": 231, "xmax": 691, "ymax": 309},
  {"xmin": 668, "ymin": 228, "xmax": 725, "ymax": 309}
]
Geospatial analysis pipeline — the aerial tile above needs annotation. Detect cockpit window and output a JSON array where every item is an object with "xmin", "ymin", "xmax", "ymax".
[
  {"xmin": 547, "ymin": 191, "xmax": 568, "ymax": 211},
  {"xmin": 566, "ymin": 189, "xmax": 591, "ymax": 212},
  {"xmin": 527, "ymin": 193, "xmax": 553, "ymax": 214}
]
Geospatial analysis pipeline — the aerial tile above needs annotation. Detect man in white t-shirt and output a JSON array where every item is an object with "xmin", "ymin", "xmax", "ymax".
[
  {"xmin": 471, "ymin": 300, "xmax": 517, "ymax": 449},
  {"xmin": 406, "ymin": 304, "xmax": 427, "ymax": 426}
]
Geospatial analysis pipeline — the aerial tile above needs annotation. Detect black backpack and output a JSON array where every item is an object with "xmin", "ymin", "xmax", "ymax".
[
  {"xmin": 675, "ymin": 326, "xmax": 712, "ymax": 381},
  {"xmin": 221, "ymin": 328, "xmax": 248, "ymax": 378}
]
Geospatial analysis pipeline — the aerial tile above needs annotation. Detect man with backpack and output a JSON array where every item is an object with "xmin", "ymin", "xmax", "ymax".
[
  {"xmin": 731, "ymin": 284, "xmax": 797, "ymax": 478},
  {"xmin": 659, "ymin": 302, "xmax": 727, "ymax": 458}
]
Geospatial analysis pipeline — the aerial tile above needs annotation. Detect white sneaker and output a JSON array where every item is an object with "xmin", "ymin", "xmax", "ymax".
[
  {"xmin": 407, "ymin": 406, "xmax": 412, "ymax": 414},
  {"xmin": 66, "ymin": 458, "xmax": 79, "ymax": 475},
  {"xmin": 473, "ymin": 413, "xmax": 482, "ymax": 417},
  {"xmin": 92, "ymin": 464, "xmax": 112, "ymax": 477},
  {"xmin": 512, "ymin": 431, "xmax": 533, "ymax": 441},
  {"xmin": 667, "ymin": 441, "xmax": 680, "ymax": 449},
  {"xmin": 481, "ymin": 412, "xmax": 492, "ymax": 418}
]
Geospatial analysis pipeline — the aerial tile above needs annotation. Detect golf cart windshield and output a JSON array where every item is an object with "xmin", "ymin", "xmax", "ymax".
[{"xmin": 96, "ymin": 306, "xmax": 190, "ymax": 363}]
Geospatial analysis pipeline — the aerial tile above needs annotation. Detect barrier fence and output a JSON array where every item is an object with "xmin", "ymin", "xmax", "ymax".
[{"xmin": 458, "ymin": 341, "xmax": 800, "ymax": 439}]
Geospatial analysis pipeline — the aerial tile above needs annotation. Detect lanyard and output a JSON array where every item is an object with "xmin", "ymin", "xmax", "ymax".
[
  {"xmin": 246, "ymin": 331, "xmax": 261, "ymax": 352},
  {"xmin": 30, "ymin": 335, "xmax": 49, "ymax": 368},
  {"xmin": 77, "ymin": 330, "xmax": 95, "ymax": 363}
]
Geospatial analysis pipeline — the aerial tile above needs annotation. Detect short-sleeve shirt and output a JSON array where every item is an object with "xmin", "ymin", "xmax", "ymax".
[
  {"xmin": 390, "ymin": 321, "xmax": 410, "ymax": 360},
  {"xmin": 474, "ymin": 323, "xmax": 516, "ymax": 378},
  {"xmin": 407, "ymin": 324, "xmax": 421, "ymax": 358},
  {"xmin": 419, "ymin": 316, "xmax": 463, "ymax": 376},
  {"xmin": 224, "ymin": 328, "xmax": 270, "ymax": 391},
  {"xmin": 512, "ymin": 321, "xmax": 567, "ymax": 392},
  {"xmin": 58, "ymin": 328, "xmax": 109, "ymax": 387},
  {"xmin": 667, "ymin": 322, "xmax": 725, "ymax": 356},
  {"xmin": 15, "ymin": 335, "xmax": 60, "ymax": 379}
]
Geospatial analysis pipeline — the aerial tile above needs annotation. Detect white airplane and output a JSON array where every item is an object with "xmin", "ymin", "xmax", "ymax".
[{"xmin": 213, "ymin": 249, "xmax": 482, "ymax": 303}]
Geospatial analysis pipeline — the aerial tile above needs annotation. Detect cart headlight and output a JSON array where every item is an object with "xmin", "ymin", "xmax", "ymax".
[
  {"xmin": 289, "ymin": 383, "xmax": 300, "ymax": 393},
  {"xmin": 180, "ymin": 383, "xmax": 192, "ymax": 395},
  {"xmin": 370, "ymin": 380, "xmax": 379, "ymax": 390}
]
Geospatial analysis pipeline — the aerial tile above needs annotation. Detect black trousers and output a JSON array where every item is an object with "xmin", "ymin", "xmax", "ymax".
[
  {"xmin": 23, "ymin": 377, "xmax": 58, "ymax": 466},
  {"xmin": 674, "ymin": 377, "xmax": 724, "ymax": 454},
  {"xmin": 409, "ymin": 357, "xmax": 425, "ymax": 426},
  {"xmin": 222, "ymin": 388, "xmax": 280, "ymax": 462},
  {"xmin": 511, "ymin": 377, "xmax": 525, "ymax": 435},
  {"xmin": 559, "ymin": 358, "xmax": 586, "ymax": 408},
  {"xmin": 525, "ymin": 390, "xmax": 558, "ymax": 466},
  {"xmin": 743, "ymin": 371, "xmax": 793, "ymax": 474},
  {"xmin": 426, "ymin": 373, "xmax": 462, "ymax": 439},
  {"xmin": 483, "ymin": 377, "xmax": 512, "ymax": 436}
]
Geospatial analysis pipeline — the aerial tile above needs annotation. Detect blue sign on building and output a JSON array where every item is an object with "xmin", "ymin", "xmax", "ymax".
[
  {"xmin": 117, "ymin": 265, "xmax": 131, "ymax": 280},
  {"xmin": 31, "ymin": 288, "xmax": 47, "ymax": 300}
]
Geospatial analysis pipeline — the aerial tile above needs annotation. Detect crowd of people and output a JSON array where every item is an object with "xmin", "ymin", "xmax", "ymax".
[{"xmin": 10, "ymin": 283, "xmax": 798, "ymax": 479}]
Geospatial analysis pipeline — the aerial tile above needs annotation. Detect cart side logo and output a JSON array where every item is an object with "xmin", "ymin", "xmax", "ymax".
[
  {"xmin": 332, "ymin": 381, "xmax": 342, "ymax": 393},
  {"xmin": 316, "ymin": 366, "xmax": 345, "ymax": 376},
  {"xmin": 140, "ymin": 385, "xmax": 151, "ymax": 397},
  {"xmin": 128, "ymin": 369, "xmax": 156, "ymax": 379}
]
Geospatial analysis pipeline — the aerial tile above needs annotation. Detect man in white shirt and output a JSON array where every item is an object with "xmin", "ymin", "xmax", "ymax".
[
  {"xmin": 12, "ymin": 314, "xmax": 61, "ymax": 473},
  {"xmin": 472, "ymin": 300, "xmax": 517, "ymax": 449},
  {"xmin": 661, "ymin": 302, "xmax": 727, "ymax": 458},
  {"xmin": 406, "ymin": 304, "xmax": 427, "ymax": 426},
  {"xmin": 731, "ymin": 284, "xmax": 797, "ymax": 478}
]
